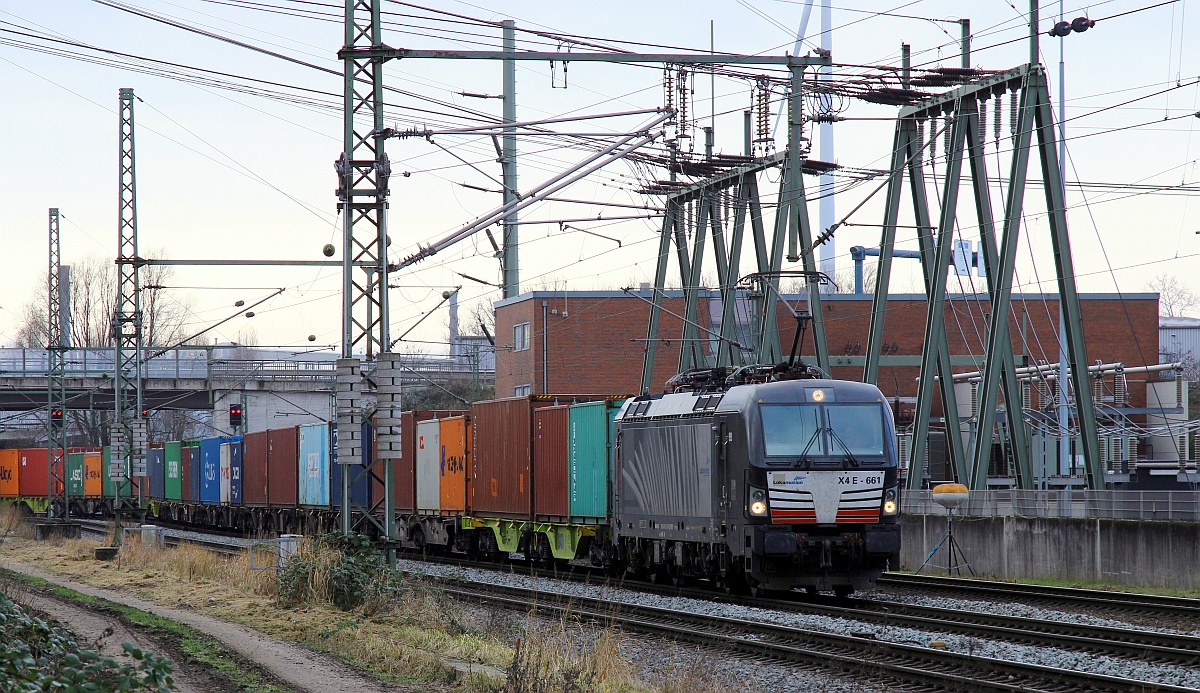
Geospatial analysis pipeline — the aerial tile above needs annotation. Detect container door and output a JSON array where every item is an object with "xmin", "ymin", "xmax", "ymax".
[
  {"xmin": 568, "ymin": 403, "xmax": 607, "ymax": 519},
  {"xmin": 230, "ymin": 440, "xmax": 243, "ymax": 505},
  {"xmin": 533, "ymin": 406, "xmax": 570, "ymax": 519},
  {"xmin": 298, "ymin": 424, "xmax": 330, "ymax": 506},
  {"xmin": 201, "ymin": 440, "xmax": 220, "ymax": 504},
  {"xmin": 415, "ymin": 419, "xmax": 441, "ymax": 513},
  {"xmin": 267, "ymin": 427, "xmax": 299, "ymax": 507},
  {"xmin": 0, "ymin": 449, "xmax": 18, "ymax": 497},
  {"xmin": 219, "ymin": 443, "xmax": 232, "ymax": 504},
  {"xmin": 149, "ymin": 448, "xmax": 166, "ymax": 500},
  {"xmin": 439, "ymin": 417, "xmax": 468, "ymax": 513},
  {"xmin": 164, "ymin": 442, "xmax": 182, "ymax": 500},
  {"xmin": 67, "ymin": 452, "xmax": 85, "ymax": 498},
  {"xmin": 84, "ymin": 453, "xmax": 103, "ymax": 498}
]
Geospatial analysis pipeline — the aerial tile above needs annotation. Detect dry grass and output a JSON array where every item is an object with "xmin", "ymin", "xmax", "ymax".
[
  {"xmin": 0, "ymin": 531, "xmax": 742, "ymax": 693},
  {"xmin": 115, "ymin": 536, "xmax": 278, "ymax": 597},
  {"xmin": 503, "ymin": 616, "xmax": 640, "ymax": 693},
  {"xmin": 0, "ymin": 502, "xmax": 33, "ymax": 540}
]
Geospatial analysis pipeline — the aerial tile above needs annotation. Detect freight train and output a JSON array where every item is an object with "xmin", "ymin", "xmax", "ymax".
[{"xmin": 0, "ymin": 366, "xmax": 900, "ymax": 595}]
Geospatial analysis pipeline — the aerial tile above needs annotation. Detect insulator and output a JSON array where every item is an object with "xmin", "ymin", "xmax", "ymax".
[
  {"xmin": 1009, "ymin": 90, "xmax": 1018, "ymax": 140},
  {"xmin": 943, "ymin": 115, "xmax": 952, "ymax": 157},
  {"xmin": 677, "ymin": 68, "xmax": 690, "ymax": 138},
  {"xmin": 664, "ymin": 68, "xmax": 675, "ymax": 116},
  {"xmin": 929, "ymin": 119, "xmax": 937, "ymax": 162},
  {"xmin": 993, "ymin": 94, "xmax": 1002, "ymax": 144},
  {"xmin": 978, "ymin": 101, "xmax": 987, "ymax": 146},
  {"xmin": 915, "ymin": 120, "xmax": 925, "ymax": 165}
]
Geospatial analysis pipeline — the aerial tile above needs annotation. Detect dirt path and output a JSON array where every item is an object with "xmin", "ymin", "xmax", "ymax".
[
  {"xmin": 19, "ymin": 591, "xmax": 213, "ymax": 693},
  {"xmin": 6, "ymin": 562, "xmax": 402, "ymax": 693}
]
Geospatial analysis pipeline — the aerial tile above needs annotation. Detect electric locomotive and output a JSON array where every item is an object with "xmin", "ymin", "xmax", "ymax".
[{"xmin": 607, "ymin": 364, "xmax": 900, "ymax": 595}]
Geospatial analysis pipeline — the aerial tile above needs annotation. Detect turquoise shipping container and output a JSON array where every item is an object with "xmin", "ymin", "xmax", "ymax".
[
  {"xmin": 567, "ymin": 399, "xmax": 625, "ymax": 520},
  {"xmin": 298, "ymin": 422, "xmax": 330, "ymax": 506}
]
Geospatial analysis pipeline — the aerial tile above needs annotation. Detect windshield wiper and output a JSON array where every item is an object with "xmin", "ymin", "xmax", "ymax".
[
  {"xmin": 827, "ymin": 427, "xmax": 860, "ymax": 467},
  {"xmin": 796, "ymin": 427, "xmax": 823, "ymax": 464}
]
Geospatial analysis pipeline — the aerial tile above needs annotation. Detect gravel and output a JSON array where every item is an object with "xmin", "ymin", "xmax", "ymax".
[
  {"xmin": 456, "ymin": 599, "xmax": 883, "ymax": 693},
  {"xmin": 869, "ymin": 589, "xmax": 1200, "ymax": 636},
  {"xmin": 400, "ymin": 559, "xmax": 1200, "ymax": 690}
]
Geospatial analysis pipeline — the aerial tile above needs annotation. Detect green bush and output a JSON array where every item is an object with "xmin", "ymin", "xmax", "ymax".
[
  {"xmin": 276, "ymin": 534, "xmax": 399, "ymax": 612},
  {"xmin": 0, "ymin": 592, "xmax": 174, "ymax": 692}
]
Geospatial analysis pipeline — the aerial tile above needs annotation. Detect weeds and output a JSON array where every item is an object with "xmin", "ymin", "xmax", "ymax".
[
  {"xmin": 0, "ymin": 502, "xmax": 33, "ymax": 540},
  {"xmin": 117, "ymin": 537, "xmax": 277, "ymax": 597},
  {"xmin": 504, "ymin": 617, "xmax": 635, "ymax": 693}
]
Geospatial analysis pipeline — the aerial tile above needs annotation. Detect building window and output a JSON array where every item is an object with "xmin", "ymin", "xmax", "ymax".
[
  {"xmin": 514, "ymin": 321, "xmax": 531, "ymax": 351},
  {"xmin": 514, "ymin": 384, "xmax": 531, "ymax": 397}
]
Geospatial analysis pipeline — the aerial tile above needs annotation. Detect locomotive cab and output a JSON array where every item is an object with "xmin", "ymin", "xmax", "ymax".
[{"xmin": 718, "ymin": 379, "xmax": 900, "ymax": 594}]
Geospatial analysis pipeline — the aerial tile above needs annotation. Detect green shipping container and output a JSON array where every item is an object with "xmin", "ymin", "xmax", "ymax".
[
  {"xmin": 67, "ymin": 452, "xmax": 86, "ymax": 498},
  {"xmin": 165, "ymin": 441, "xmax": 183, "ymax": 500},
  {"xmin": 101, "ymin": 446, "xmax": 132, "ymax": 500},
  {"xmin": 567, "ymin": 400, "xmax": 625, "ymax": 520}
]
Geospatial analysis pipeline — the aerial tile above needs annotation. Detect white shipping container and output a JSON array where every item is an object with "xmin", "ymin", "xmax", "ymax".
[{"xmin": 415, "ymin": 419, "xmax": 441, "ymax": 514}]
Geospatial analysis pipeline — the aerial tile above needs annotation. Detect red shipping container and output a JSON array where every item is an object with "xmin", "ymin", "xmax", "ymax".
[
  {"xmin": 180, "ymin": 446, "xmax": 193, "ymax": 502},
  {"xmin": 243, "ymin": 431, "xmax": 269, "ymax": 506},
  {"xmin": 533, "ymin": 405, "xmax": 571, "ymax": 520},
  {"xmin": 378, "ymin": 410, "xmax": 464, "ymax": 513},
  {"xmin": 267, "ymin": 426, "xmax": 299, "ymax": 507},
  {"xmin": 469, "ymin": 399, "xmax": 547, "ymax": 519},
  {"xmin": 18, "ymin": 448, "xmax": 51, "ymax": 497}
]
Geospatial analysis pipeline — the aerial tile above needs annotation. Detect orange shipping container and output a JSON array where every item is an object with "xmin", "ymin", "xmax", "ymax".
[
  {"xmin": 83, "ymin": 452, "xmax": 104, "ymax": 498},
  {"xmin": 0, "ymin": 449, "xmax": 18, "ymax": 497},
  {"xmin": 439, "ymin": 416, "xmax": 470, "ymax": 514}
]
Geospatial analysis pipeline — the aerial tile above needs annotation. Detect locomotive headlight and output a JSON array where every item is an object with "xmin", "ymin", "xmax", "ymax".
[
  {"xmin": 749, "ymin": 488, "xmax": 768, "ymax": 516},
  {"xmin": 882, "ymin": 487, "xmax": 898, "ymax": 515}
]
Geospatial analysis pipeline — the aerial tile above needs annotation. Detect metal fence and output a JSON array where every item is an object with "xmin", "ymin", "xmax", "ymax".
[
  {"xmin": 0, "ymin": 347, "xmax": 493, "ymax": 386},
  {"xmin": 902, "ymin": 489, "xmax": 1200, "ymax": 522}
]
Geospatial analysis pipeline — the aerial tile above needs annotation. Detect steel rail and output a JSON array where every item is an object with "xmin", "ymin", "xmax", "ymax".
[
  {"xmin": 881, "ymin": 573, "xmax": 1200, "ymax": 621},
  {"xmin": 438, "ymin": 579, "xmax": 1196, "ymax": 693},
  {"xmin": 403, "ymin": 553, "xmax": 1200, "ymax": 670}
]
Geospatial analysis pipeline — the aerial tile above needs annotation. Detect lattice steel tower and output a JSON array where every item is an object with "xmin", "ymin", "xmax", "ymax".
[
  {"xmin": 46, "ymin": 208, "xmax": 68, "ymax": 520},
  {"xmin": 112, "ymin": 87, "xmax": 146, "ymax": 521},
  {"xmin": 336, "ymin": 0, "xmax": 393, "ymax": 540}
]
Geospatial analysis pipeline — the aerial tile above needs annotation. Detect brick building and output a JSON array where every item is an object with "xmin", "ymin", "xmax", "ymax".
[{"xmin": 493, "ymin": 290, "xmax": 1160, "ymax": 409}]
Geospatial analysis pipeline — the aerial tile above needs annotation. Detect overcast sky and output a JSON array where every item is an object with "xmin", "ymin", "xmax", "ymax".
[{"xmin": 1, "ymin": 0, "xmax": 1196, "ymax": 360}]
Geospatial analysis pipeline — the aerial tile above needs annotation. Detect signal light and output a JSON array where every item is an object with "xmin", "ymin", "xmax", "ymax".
[
  {"xmin": 229, "ymin": 403, "xmax": 244, "ymax": 428},
  {"xmin": 140, "ymin": 407, "xmax": 150, "ymax": 418},
  {"xmin": 50, "ymin": 408, "xmax": 64, "ymax": 431}
]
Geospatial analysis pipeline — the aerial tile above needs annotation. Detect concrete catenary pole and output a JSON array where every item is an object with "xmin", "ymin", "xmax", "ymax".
[{"xmin": 502, "ymin": 20, "xmax": 519, "ymax": 299}]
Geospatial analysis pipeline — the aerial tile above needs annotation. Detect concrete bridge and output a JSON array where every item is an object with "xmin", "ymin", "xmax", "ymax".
[{"xmin": 0, "ymin": 346, "xmax": 493, "ymax": 432}]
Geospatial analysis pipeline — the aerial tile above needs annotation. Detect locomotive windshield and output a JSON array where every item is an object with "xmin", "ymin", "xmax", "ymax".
[{"xmin": 761, "ymin": 403, "xmax": 886, "ymax": 459}]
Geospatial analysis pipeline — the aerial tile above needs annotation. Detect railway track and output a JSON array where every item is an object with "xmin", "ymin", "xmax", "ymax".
[
  {"xmin": 440, "ymin": 577, "xmax": 1196, "ymax": 693},
  {"xmin": 407, "ymin": 554, "xmax": 1200, "ymax": 671},
  {"xmin": 64, "ymin": 523, "xmax": 1200, "ymax": 685},
  {"xmin": 880, "ymin": 573, "xmax": 1200, "ymax": 624},
  {"xmin": 76, "ymin": 518, "xmax": 245, "ymax": 556}
]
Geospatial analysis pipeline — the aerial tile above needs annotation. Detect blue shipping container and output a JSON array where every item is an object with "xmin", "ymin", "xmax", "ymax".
[
  {"xmin": 147, "ymin": 447, "xmax": 166, "ymax": 500},
  {"xmin": 331, "ymin": 422, "xmax": 370, "ymax": 508},
  {"xmin": 200, "ymin": 437, "xmax": 222, "ymax": 505},
  {"xmin": 298, "ymin": 423, "xmax": 330, "ymax": 506},
  {"xmin": 230, "ymin": 437, "xmax": 243, "ymax": 505}
]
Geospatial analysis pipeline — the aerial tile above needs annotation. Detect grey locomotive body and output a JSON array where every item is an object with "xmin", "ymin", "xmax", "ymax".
[{"xmin": 609, "ymin": 378, "xmax": 900, "ymax": 595}]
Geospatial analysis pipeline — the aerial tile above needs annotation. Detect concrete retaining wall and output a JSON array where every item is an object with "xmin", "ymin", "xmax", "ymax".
[{"xmin": 900, "ymin": 514, "xmax": 1200, "ymax": 589}]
